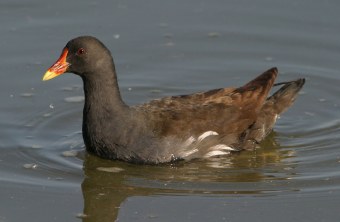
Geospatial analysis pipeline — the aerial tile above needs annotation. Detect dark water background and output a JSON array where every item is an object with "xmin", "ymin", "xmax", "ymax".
[{"xmin": 1, "ymin": 0, "xmax": 340, "ymax": 221}]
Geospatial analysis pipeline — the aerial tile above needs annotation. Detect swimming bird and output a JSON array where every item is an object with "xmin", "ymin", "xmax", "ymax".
[{"xmin": 43, "ymin": 36, "xmax": 305, "ymax": 164}]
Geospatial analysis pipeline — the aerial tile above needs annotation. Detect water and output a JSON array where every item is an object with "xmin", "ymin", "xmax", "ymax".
[{"xmin": 1, "ymin": 0, "xmax": 340, "ymax": 221}]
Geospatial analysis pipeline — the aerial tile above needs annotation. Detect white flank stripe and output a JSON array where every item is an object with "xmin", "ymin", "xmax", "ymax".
[
  {"xmin": 204, "ymin": 150, "xmax": 230, "ymax": 158},
  {"xmin": 183, "ymin": 136, "xmax": 196, "ymax": 146},
  {"xmin": 198, "ymin": 131, "xmax": 218, "ymax": 141},
  {"xmin": 208, "ymin": 144, "xmax": 235, "ymax": 151}
]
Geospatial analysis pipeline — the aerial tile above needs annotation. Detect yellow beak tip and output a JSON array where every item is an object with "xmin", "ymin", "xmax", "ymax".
[{"xmin": 42, "ymin": 70, "xmax": 58, "ymax": 81}]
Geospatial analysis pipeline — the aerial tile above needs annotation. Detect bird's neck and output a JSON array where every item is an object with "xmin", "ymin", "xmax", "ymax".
[
  {"xmin": 81, "ymin": 68, "xmax": 128, "ymax": 113},
  {"xmin": 81, "ymin": 68, "xmax": 131, "ymax": 154}
]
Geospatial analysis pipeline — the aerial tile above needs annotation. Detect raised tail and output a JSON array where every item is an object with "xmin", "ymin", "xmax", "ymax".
[
  {"xmin": 267, "ymin": 78, "xmax": 305, "ymax": 115},
  {"xmin": 241, "ymin": 77, "xmax": 305, "ymax": 150}
]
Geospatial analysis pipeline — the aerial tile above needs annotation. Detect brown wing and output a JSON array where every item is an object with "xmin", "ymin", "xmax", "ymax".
[{"xmin": 136, "ymin": 67, "xmax": 278, "ymax": 140}]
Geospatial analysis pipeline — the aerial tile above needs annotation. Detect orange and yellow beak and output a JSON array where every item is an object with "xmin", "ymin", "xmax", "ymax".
[{"xmin": 42, "ymin": 48, "xmax": 70, "ymax": 81}]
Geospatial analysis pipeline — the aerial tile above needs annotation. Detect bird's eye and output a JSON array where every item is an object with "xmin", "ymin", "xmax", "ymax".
[{"xmin": 76, "ymin": 48, "xmax": 86, "ymax": 55}]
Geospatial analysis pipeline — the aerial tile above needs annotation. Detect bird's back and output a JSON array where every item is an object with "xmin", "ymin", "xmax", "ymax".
[{"xmin": 126, "ymin": 67, "xmax": 306, "ymax": 163}]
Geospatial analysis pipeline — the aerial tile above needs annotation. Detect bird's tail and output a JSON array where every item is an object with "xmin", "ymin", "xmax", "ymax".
[
  {"xmin": 267, "ymin": 78, "xmax": 305, "ymax": 115},
  {"xmin": 241, "ymin": 78, "xmax": 305, "ymax": 150}
]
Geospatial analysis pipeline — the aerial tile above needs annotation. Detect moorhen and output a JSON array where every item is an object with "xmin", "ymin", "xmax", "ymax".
[{"xmin": 43, "ymin": 36, "xmax": 305, "ymax": 164}]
